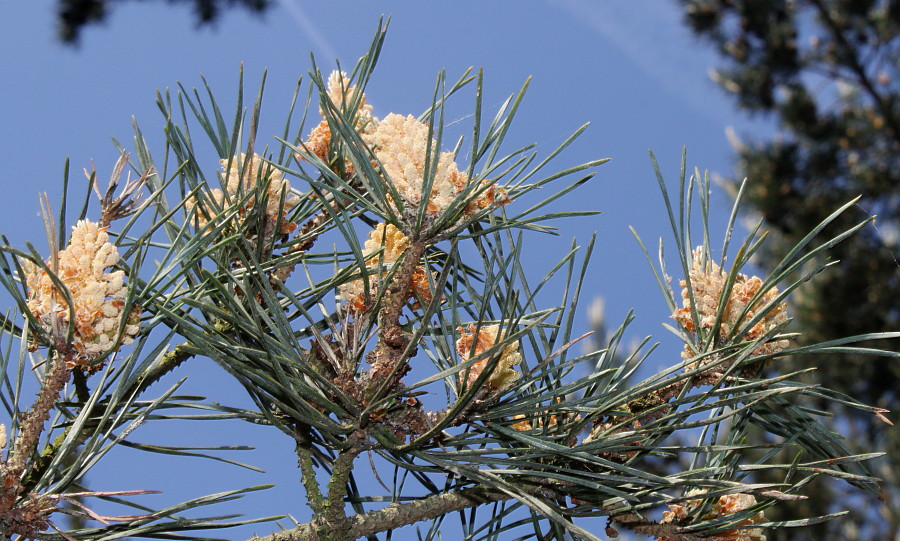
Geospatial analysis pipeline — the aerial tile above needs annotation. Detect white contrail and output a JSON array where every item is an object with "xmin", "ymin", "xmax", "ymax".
[
  {"xmin": 279, "ymin": 0, "xmax": 340, "ymax": 63},
  {"xmin": 549, "ymin": 0, "xmax": 730, "ymax": 125}
]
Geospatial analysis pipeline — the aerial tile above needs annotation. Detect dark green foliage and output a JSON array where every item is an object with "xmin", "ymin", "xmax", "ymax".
[
  {"xmin": 57, "ymin": 0, "xmax": 270, "ymax": 43},
  {"xmin": 677, "ymin": 1, "xmax": 900, "ymax": 538}
]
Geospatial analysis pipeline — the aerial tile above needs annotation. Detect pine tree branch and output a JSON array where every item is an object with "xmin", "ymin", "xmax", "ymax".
[
  {"xmin": 129, "ymin": 340, "xmax": 195, "ymax": 397},
  {"xmin": 248, "ymin": 485, "xmax": 508, "ymax": 541},
  {"xmin": 1, "ymin": 353, "xmax": 71, "ymax": 529},
  {"xmin": 364, "ymin": 240, "xmax": 426, "ymax": 402},
  {"xmin": 319, "ymin": 444, "xmax": 362, "ymax": 540},
  {"xmin": 5, "ymin": 355, "xmax": 71, "ymax": 479},
  {"xmin": 296, "ymin": 442, "xmax": 326, "ymax": 517},
  {"xmin": 613, "ymin": 512, "xmax": 715, "ymax": 541}
]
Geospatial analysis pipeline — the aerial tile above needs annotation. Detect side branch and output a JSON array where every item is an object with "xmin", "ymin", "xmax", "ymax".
[
  {"xmin": 296, "ymin": 443, "xmax": 325, "ymax": 516},
  {"xmin": 272, "ymin": 205, "xmax": 334, "ymax": 284},
  {"xmin": 319, "ymin": 444, "xmax": 362, "ymax": 538},
  {"xmin": 20, "ymin": 341, "xmax": 195, "ymax": 493},
  {"xmin": 367, "ymin": 241, "xmax": 426, "ymax": 391},
  {"xmin": 5, "ymin": 355, "xmax": 71, "ymax": 478}
]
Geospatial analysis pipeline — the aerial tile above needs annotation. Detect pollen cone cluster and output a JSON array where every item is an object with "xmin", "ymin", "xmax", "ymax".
[
  {"xmin": 673, "ymin": 247, "xmax": 789, "ymax": 365},
  {"xmin": 24, "ymin": 220, "xmax": 140, "ymax": 370},
  {"xmin": 304, "ymin": 70, "xmax": 377, "ymax": 166},
  {"xmin": 302, "ymin": 71, "xmax": 509, "ymax": 220},
  {"xmin": 187, "ymin": 152, "xmax": 300, "ymax": 235},
  {"xmin": 455, "ymin": 324, "xmax": 522, "ymax": 391},
  {"xmin": 338, "ymin": 223, "xmax": 435, "ymax": 312},
  {"xmin": 660, "ymin": 490, "xmax": 766, "ymax": 541}
]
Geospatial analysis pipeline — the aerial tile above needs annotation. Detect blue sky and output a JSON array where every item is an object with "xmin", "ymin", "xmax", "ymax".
[{"xmin": 0, "ymin": 1, "xmax": 776, "ymax": 539}]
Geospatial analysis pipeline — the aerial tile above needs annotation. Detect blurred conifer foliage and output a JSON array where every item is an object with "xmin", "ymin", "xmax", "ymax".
[
  {"xmin": 677, "ymin": 1, "xmax": 900, "ymax": 538},
  {"xmin": 56, "ymin": 0, "xmax": 269, "ymax": 43}
]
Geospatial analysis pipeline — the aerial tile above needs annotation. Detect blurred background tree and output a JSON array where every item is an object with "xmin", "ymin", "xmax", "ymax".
[
  {"xmin": 675, "ymin": 1, "xmax": 900, "ymax": 539},
  {"xmin": 56, "ymin": 0, "xmax": 270, "ymax": 43}
]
